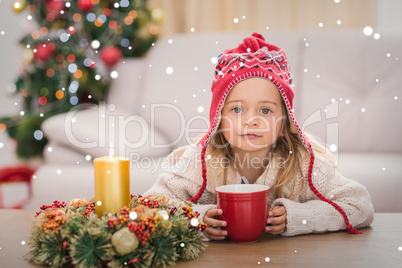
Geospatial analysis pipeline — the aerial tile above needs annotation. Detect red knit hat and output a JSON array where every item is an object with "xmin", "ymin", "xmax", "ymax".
[{"xmin": 187, "ymin": 33, "xmax": 361, "ymax": 234}]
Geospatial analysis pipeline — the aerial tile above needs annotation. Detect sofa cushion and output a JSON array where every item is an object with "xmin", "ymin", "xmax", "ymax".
[
  {"xmin": 337, "ymin": 152, "xmax": 402, "ymax": 212},
  {"xmin": 43, "ymin": 142, "xmax": 92, "ymax": 165},
  {"xmin": 106, "ymin": 58, "xmax": 144, "ymax": 114},
  {"xmin": 41, "ymin": 104, "xmax": 172, "ymax": 160}
]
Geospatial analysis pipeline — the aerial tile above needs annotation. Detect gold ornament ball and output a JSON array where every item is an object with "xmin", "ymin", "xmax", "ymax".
[
  {"xmin": 111, "ymin": 227, "xmax": 139, "ymax": 255},
  {"xmin": 68, "ymin": 198, "xmax": 81, "ymax": 207},
  {"xmin": 151, "ymin": 8, "xmax": 165, "ymax": 25},
  {"xmin": 161, "ymin": 220, "xmax": 172, "ymax": 230},
  {"xmin": 24, "ymin": 49, "xmax": 34, "ymax": 62},
  {"xmin": 13, "ymin": 1, "xmax": 25, "ymax": 13}
]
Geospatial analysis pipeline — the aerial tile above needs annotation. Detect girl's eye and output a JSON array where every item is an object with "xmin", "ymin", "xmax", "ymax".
[
  {"xmin": 232, "ymin": 107, "xmax": 243, "ymax": 113},
  {"xmin": 261, "ymin": 108, "xmax": 272, "ymax": 115}
]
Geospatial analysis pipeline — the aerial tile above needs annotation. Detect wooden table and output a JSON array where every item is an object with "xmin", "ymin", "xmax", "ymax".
[{"xmin": 0, "ymin": 210, "xmax": 401, "ymax": 268}]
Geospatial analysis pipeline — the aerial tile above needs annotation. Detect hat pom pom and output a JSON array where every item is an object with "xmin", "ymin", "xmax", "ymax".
[
  {"xmin": 252, "ymin": 32, "xmax": 265, "ymax": 41},
  {"xmin": 242, "ymin": 32, "xmax": 266, "ymax": 53}
]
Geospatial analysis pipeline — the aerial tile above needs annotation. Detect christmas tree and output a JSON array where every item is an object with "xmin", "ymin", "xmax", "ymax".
[{"xmin": 1, "ymin": 0, "xmax": 163, "ymax": 159}]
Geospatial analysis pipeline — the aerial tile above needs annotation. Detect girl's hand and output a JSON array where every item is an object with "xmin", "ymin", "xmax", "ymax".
[
  {"xmin": 266, "ymin": 206, "xmax": 287, "ymax": 235},
  {"xmin": 203, "ymin": 209, "xmax": 228, "ymax": 240}
]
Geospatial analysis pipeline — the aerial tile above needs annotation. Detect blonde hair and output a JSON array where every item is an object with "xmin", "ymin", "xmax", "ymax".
[{"xmin": 196, "ymin": 100, "xmax": 337, "ymax": 200}]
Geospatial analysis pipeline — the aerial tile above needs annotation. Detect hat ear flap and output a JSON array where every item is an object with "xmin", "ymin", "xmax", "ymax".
[{"xmin": 187, "ymin": 145, "xmax": 207, "ymax": 203}]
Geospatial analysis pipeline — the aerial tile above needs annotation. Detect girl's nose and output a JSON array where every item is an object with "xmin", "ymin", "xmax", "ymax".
[{"xmin": 244, "ymin": 114, "xmax": 260, "ymax": 127}]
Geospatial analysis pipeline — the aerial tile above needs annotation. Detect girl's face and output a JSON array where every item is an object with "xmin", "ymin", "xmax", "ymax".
[{"xmin": 220, "ymin": 77, "xmax": 284, "ymax": 154}]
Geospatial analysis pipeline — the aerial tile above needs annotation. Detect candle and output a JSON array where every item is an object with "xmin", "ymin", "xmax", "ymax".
[{"xmin": 94, "ymin": 155, "xmax": 130, "ymax": 217}]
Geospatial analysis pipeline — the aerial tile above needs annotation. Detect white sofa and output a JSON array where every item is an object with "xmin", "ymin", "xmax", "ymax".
[{"xmin": 28, "ymin": 30, "xmax": 402, "ymax": 212}]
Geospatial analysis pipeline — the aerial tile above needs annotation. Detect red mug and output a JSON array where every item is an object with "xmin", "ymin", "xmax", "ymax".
[{"xmin": 216, "ymin": 184, "xmax": 269, "ymax": 243}]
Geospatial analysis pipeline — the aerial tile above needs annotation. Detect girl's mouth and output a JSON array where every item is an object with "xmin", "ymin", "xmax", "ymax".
[{"xmin": 241, "ymin": 134, "xmax": 262, "ymax": 139}]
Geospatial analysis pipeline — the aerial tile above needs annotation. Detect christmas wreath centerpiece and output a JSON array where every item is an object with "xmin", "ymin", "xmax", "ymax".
[{"xmin": 25, "ymin": 195, "xmax": 208, "ymax": 267}]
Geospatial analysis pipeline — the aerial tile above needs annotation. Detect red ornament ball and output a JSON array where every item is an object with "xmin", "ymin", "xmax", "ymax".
[
  {"xmin": 34, "ymin": 43, "xmax": 54, "ymax": 63},
  {"xmin": 100, "ymin": 46, "xmax": 122, "ymax": 67},
  {"xmin": 46, "ymin": 0, "xmax": 65, "ymax": 18},
  {"xmin": 77, "ymin": 0, "xmax": 93, "ymax": 12}
]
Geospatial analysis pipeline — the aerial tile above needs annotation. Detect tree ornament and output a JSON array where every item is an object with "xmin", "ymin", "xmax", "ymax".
[
  {"xmin": 12, "ymin": 1, "xmax": 25, "ymax": 13},
  {"xmin": 151, "ymin": 8, "xmax": 165, "ymax": 24},
  {"xmin": 111, "ymin": 227, "xmax": 139, "ymax": 255},
  {"xmin": 68, "ymin": 198, "xmax": 81, "ymax": 207},
  {"xmin": 77, "ymin": 0, "xmax": 93, "ymax": 12},
  {"xmin": 100, "ymin": 46, "xmax": 122, "ymax": 67},
  {"xmin": 161, "ymin": 220, "xmax": 173, "ymax": 230},
  {"xmin": 46, "ymin": 0, "xmax": 65, "ymax": 18},
  {"xmin": 24, "ymin": 49, "xmax": 34, "ymax": 62},
  {"xmin": 33, "ymin": 43, "xmax": 54, "ymax": 63}
]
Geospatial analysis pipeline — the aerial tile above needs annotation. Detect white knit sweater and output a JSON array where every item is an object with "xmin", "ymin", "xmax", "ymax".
[{"xmin": 144, "ymin": 145, "xmax": 374, "ymax": 236}]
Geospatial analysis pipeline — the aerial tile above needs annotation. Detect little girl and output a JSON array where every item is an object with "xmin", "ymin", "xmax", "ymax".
[{"xmin": 144, "ymin": 33, "xmax": 374, "ymax": 239}]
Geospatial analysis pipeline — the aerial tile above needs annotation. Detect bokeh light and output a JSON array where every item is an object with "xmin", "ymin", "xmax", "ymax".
[
  {"xmin": 46, "ymin": 68, "xmax": 55, "ymax": 77},
  {"xmin": 40, "ymin": 27, "xmax": 48, "ymax": 36},
  {"xmin": 124, "ymin": 16, "xmax": 134, "ymax": 25},
  {"xmin": 109, "ymin": 20, "xmax": 117, "ymax": 29},
  {"xmin": 150, "ymin": 25, "xmax": 159, "ymax": 35},
  {"xmin": 70, "ymin": 96, "xmax": 79, "ymax": 105},
  {"xmin": 32, "ymin": 31, "xmax": 40, "ymax": 40},
  {"xmin": 73, "ymin": 13, "xmax": 82, "ymax": 22},
  {"xmin": 34, "ymin": 130, "xmax": 44, "ymax": 140},
  {"xmin": 74, "ymin": 70, "xmax": 83, "ymax": 79},
  {"xmin": 40, "ymin": 87, "xmax": 49, "ymax": 96},
  {"xmin": 67, "ymin": 54, "xmax": 75, "ymax": 62},
  {"xmin": 129, "ymin": 10, "xmax": 137, "ymax": 19},
  {"xmin": 103, "ymin": 8, "xmax": 112, "ymax": 16},
  {"xmin": 38, "ymin": 96, "xmax": 47, "ymax": 105},
  {"xmin": 55, "ymin": 90, "xmax": 64, "ymax": 99}
]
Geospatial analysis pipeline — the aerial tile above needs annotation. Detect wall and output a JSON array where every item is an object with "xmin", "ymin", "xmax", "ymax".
[
  {"xmin": 149, "ymin": 0, "xmax": 378, "ymax": 36},
  {"xmin": 377, "ymin": 0, "xmax": 402, "ymax": 34}
]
